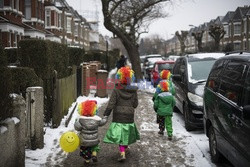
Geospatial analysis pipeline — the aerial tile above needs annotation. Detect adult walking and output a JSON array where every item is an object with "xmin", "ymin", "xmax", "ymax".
[{"xmin": 116, "ymin": 55, "xmax": 127, "ymax": 69}]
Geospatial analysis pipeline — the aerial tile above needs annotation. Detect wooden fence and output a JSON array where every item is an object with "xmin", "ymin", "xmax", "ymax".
[{"xmin": 52, "ymin": 73, "xmax": 77, "ymax": 127}]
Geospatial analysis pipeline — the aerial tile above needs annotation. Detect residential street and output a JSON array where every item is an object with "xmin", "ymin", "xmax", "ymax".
[{"xmin": 61, "ymin": 90, "xmax": 218, "ymax": 167}]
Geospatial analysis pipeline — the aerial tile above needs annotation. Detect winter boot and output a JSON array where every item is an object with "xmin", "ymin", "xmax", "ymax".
[
  {"xmin": 158, "ymin": 130, "xmax": 164, "ymax": 135},
  {"xmin": 92, "ymin": 151, "xmax": 98, "ymax": 162},
  {"xmin": 118, "ymin": 152, "xmax": 126, "ymax": 162}
]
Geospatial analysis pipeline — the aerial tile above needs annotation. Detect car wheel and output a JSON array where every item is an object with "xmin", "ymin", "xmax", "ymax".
[
  {"xmin": 184, "ymin": 103, "xmax": 194, "ymax": 131},
  {"xmin": 208, "ymin": 126, "xmax": 222, "ymax": 163}
]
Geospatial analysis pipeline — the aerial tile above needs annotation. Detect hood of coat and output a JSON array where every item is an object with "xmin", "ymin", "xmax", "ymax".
[
  {"xmin": 78, "ymin": 115, "xmax": 101, "ymax": 122},
  {"xmin": 116, "ymin": 84, "xmax": 138, "ymax": 100},
  {"xmin": 158, "ymin": 92, "xmax": 173, "ymax": 103}
]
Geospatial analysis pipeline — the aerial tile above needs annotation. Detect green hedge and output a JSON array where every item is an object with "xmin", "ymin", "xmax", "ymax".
[
  {"xmin": 84, "ymin": 49, "xmax": 120, "ymax": 71},
  {"xmin": 9, "ymin": 67, "xmax": 42, "ymax": 97},
  {"xmin": 18, "ymin": 39, "xmax": 70, "ymax": 79},
  {"xmin": 5, "ymin": 48, "xmax": 18, "ymax": 64},
  {"xmin": 68, "ymin": 47, "xmax": 85, "ymax": 66},
  {"xmin": 0, "ymin": 45, "xmax": 13, "ymax": 121}
]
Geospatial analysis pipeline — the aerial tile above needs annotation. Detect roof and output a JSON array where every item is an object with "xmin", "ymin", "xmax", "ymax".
[
  {"xmin": 221, "ymin": 52, "xmax": 250, "ymax": 62},
  {"xmin": 221, "ymin": 11, "xmax": 235, "ymax": 23},
  {"xmin": 185, "ymin": 52, "xmax": 225, "ymax": 61},
  {"xmin": 232, "ymin": 6, "xmax": 250, "ymax": 21}
]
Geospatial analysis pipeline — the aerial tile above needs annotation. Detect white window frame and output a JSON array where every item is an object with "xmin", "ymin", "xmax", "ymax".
[
  {"xmin": 45, "ymin": 9, "xmax": 51, "ymax": 27},
  {"xmin": 25, "ymin": 0, "xmax": 31, "ymax": 20},
  {"xmin": 67, "ymin": 17, "xmax": 71, "ymax": 33},
  {"xmin": 15, "ymin": 0, "xmax": 19, "ymax": 11},
  {"xmin": 58, "ymin": 13, "xmax": 61, "ymax": 28},
  {"xmin": 224, "ymin": 25, "xmax": 229, "ymax": 37}
]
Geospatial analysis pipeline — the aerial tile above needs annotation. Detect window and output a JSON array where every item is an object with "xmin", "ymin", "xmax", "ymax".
[
  {"xmin": 234, "ymin": 42, "xmax": 241, "ymax": 50},
  {"xmin": 67, "ymin": 17, "xmax": 71, "ymax": 32},
  {"xmin": 45, "ymin": 10, "xmax": 51, "ymax": 27},
  {"xmin": 0, "ymin": 0, "xmax": 3, "ymax": 8},
  {"xmin": 234, "ymin": 24, "xmax": 241, "ymax": 35},
  {"xmin": 207, "ymin": 60, "xmax": 227, "ymax": 92},
  {"xmin": 58, "ymin": 13, "xmax": 61, "ymax": 28},
  {"xmin": 14, "ymin": 33, "xmax": 17, "ymax": 47},
  {"xmin": 15, "ymin": 0, "xmax": 19, "ymax": 11},
  {"xmin": 25, "ymin": 0, "xmax": 31, "ymax": 19},
  {"xmin": 11, "ymin": 0, "xmax": 14, "ymax": 8},
  {"xmin": 188, "ymin": 59, "xmax": 216, "ymax": 82},
  {"xmin": 244, "ymin": 20, "xmax": 247, "ymax": 34},
  {"xmin": 75, "ymin": 23, "xmax": 78, "ymax": 35},
  {"xmin": 218, "ymin": 61, "xmax": 246, "ymax": 104},
  {"xmin": 242, "ymin": 68, "xmax": 250, "ymax": 106},
  {"xmin": 9, "ymin": 32, "xmax": 11, "ymax": 47},
  {"xmin": 224, "ymin": 25, "xmax": 229, "ymax": 37}
]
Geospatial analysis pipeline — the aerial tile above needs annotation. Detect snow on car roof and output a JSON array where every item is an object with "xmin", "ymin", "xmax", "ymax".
[
  {"xmin": 146, "ymin": 54, "xmax": 161, "ymax": 57},
  {"xmin": 147, "ymin": 57, "xmax": 163, "ymax": 62},
  {"xmin": 187, "ymin": 53, "xmax": 225, "ymax": 59}
]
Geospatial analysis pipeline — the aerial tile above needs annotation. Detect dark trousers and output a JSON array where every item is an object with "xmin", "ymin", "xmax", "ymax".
[{"xmin": 157, "ymin": 115, "xmax": 165, "ymax": 132}]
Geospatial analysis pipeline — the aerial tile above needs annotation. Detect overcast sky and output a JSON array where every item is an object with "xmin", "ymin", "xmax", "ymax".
[{"xmin": 66, "ymin": 0, "xmax": 250, "ymax": 39}]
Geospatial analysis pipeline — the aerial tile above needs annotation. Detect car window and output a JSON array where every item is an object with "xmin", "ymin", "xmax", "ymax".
[
  {"xmin": 207, "ymin": 60, "xmax": 227, "ymax": 92},
  {"xmin": 188, "ymin": 59, "xmax": 216, "ymax": 83},
  {"xmin": 173, "ymin": 58, "xmax": 184, "ymax": 75},
  {"xmin": 158, "ymin": 63, "xmax": 174, "ymax": 72},
  {"xmin": 218, "ymin": 61, "xmax": 247, "ymax": 104},
  {"xmin": 242, "ymin": 67, "xmax": 250, "ymax": 106}
]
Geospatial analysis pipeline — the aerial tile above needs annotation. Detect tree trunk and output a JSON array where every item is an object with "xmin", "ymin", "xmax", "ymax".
[
  {"xmin": 127, "ymin": 46, "xmax": 143, "ymax": 81},
  {"xmin": 214, "ymin": 39, "xmax": 220, "ymax": 51},
  {"xmin": 120, "ymin": 38, "xmax": 143, "ymax": 80}
]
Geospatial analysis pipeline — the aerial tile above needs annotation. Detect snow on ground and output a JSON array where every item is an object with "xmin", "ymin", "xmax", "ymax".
[
  {"xmin": 138, "ymin": 81, "xmax": 214, "ymax": 166},
  {"xmin": 25, "ymin": 90, "xmax": 109, "ymax": 167},
  {"xmin": 25, "ymin": 74, "xmax": 214, "ymax": 166}
]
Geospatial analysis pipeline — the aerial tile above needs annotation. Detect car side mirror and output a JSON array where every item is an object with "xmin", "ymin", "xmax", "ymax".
[
  {"xmin": 243, "ymin": 105, "xmax": 250, "ymax": 120},
  {"xmin": 172, "ymin": 74, "xmax": 182, "ymax": 81}
]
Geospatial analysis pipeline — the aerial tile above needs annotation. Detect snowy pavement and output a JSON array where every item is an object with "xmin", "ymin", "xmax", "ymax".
[{"xmin": 25, "ymin": 79, "xmax": 231, "ymax": 167}]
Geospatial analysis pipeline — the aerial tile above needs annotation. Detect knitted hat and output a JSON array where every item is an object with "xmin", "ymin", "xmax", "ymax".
[
  {"xmin": 160, "ymin": 70, "xmax": 171, "ymax": 80},
  {"xmin": 78, "ymin": 100, "xmax": 98, "ymax": 117},
  {"xmin": 156, "ymin": 80, "xmax": 169, "ymax": 93},
  {"xmin": 115, "ymin": 66, "xmax": 135, "ymax": 84}
]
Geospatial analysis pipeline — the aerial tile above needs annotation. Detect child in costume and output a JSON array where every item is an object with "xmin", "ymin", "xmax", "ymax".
[
  {"xmin": 74, "ymin": 100, "xmax": 108, "ymax": 164},
  {"xmin": 153, "ymin": 70, "xmax": 175, "ymax": 135},
  {"xmin": 153, "ymin": 80, "xmax": 176, "ymax": 140},
  {"xmin": 103, "ymin": 66, "xmax": 140, "ymax": 162}
]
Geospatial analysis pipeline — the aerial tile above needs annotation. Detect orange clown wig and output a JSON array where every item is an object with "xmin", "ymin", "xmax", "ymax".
[
  {"xmin": 156, "ymin": 80, "xmax": 169, "ymax": 93},
  {"xmin": 160, "ymin": 70, "xmax": 171, "ymax": 80},
  {"xmin": 78, "ymin": 100, "xmax": 98, "ymax": 117},
  {"xmin": 115, "ymin": 66, "xmax": 135, "ymax": 84}
]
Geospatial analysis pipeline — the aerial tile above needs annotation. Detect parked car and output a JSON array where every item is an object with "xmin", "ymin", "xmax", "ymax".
[
  {"xmin": 150, "ymin": 60, "xmax": 175, "ymax": 87},
  {"xmin": 143, "ymin": 55, "xmax": 163, "ymax": 80},
  {"xmin": 167, "ymin": 55, "xmax": 180, "ymax": 61},
  {"xmin": 203, "ymin": 51, "xmax": 250, "ymax": 167},
  {"xmin": 172, "ymin": 53, "xmax": 225, "ymax": 131}
]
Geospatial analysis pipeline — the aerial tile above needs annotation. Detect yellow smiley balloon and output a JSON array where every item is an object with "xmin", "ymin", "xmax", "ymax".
[{"xmin": 59, "ymin": 131, "xmax": 80, "ymax": 153}]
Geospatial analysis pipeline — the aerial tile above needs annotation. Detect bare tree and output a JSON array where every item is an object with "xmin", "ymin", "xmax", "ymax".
[
  {"xmin": 175, "ymin": 30, "xmax": 188, "ymax": 55},
  {"xmin": 101, "ymin": 0, "xmax": 171, "ymax": 80},
  {"xmin": 192, "ymin": 30, "xmax": 204, "ymax": 52},
  {"xmin": 139, "ymin": 35, "xmax": 166, "ymax": 55},
  {"xmin": 209, "ymin": 24, "xmax": 225, "ymax": 51}
]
